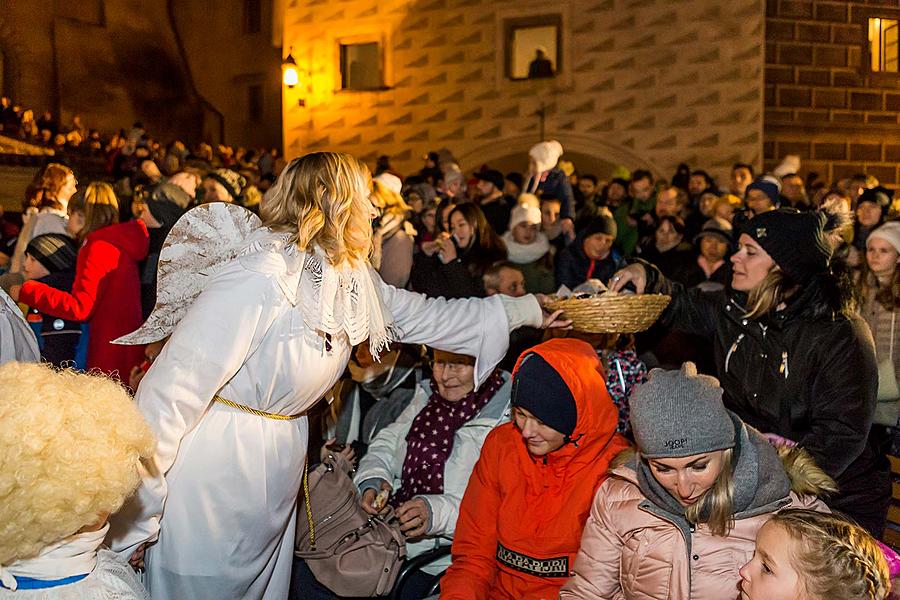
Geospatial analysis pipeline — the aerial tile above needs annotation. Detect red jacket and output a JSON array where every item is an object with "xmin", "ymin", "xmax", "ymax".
[
  {"xmin": 441, "ymin": 338, "xmax": 630, "ymax": 600},
  {"xmin": 20, "ymin": 220, "xmax": 149, "ymax": 383}
]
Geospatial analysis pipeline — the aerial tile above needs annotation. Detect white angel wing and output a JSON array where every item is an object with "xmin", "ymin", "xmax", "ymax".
[{"xmin": 114, "ymin": 203, "xmax": 262, "ymax": 345}]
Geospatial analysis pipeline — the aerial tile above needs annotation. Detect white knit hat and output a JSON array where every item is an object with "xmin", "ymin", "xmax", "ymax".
[
  {"xmin": 868, "ymin": 221, "xmax": 900, "ymax": 254},
  {"xmin": 528, "ymin": 140, "xmax": 564, "ymax": 174},
  {"xmin": 374, "ymin": 172, "xmax": 402, "ymax": 195},
  {"xmin": 517, "ymin": 193, "xmax": 540, "ymax": 209},
  {"xmin": 509, "ymin": 204, "xmax": 542, "ymax": 231}
]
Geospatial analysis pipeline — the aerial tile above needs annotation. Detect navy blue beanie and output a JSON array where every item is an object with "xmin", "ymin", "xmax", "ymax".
[{"xmin": 512, "ymin": 353, "xmax": 577, "ymax": 436}]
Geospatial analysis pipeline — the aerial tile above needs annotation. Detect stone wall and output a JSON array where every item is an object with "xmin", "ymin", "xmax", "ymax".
[
  {"xmin": 282, "ymin": 0, "xmax": 765, "ymax": 182},
  {"xmin": 764, "ymin": 0, "xmax": 900, "ymax": 186}
]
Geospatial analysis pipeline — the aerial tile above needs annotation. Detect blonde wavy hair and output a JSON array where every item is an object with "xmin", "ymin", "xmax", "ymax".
[
  {"xmin": 768, "ymin": 509, "xmax": 890, "ymax": 600},
  {"xmin": 0, "ymin": 362, "xmax": 156, "ymax": 565},
  {"xmin": 261, "ymin": 152, "xmax": 373, "ymax": 267},
  {"xmin": 684, "ymin": 448, "xmax": 735, "ymax": 536}
]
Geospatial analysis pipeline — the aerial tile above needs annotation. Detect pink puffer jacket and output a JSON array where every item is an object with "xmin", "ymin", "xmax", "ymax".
[{"xmin": 560, "ymin": 449, "xmax": 830, "ymax": 600}]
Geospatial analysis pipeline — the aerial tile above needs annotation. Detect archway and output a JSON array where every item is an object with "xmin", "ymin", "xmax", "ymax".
[{"xmin": 456, "ymin": 133, "xmax": 665, "ymax": 182}]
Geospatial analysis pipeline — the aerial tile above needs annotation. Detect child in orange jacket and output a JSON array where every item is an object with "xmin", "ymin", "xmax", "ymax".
[{"xmin": 440, "ymin": 338, "xmax": 629, "ymax": 600}]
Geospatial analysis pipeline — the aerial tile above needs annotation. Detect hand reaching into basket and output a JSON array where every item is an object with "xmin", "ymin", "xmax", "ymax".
[
  {"xmin": 535, "ymin": 294, "xmax": 573, "ymax": 330},
  {"xmin": 608, "ymin": 264, "xmax": 648, "ymax": 294}
]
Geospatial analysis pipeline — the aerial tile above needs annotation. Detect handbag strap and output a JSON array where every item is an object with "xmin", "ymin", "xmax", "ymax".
[{"xmin": 303, "ymin": 456, "xmax": 317, "ymax": 551}]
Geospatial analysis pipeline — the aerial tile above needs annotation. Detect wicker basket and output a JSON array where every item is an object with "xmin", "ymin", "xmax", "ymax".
[{"xmin": 545, "ymin": 293, "xmax": 671, "ymax": 334}]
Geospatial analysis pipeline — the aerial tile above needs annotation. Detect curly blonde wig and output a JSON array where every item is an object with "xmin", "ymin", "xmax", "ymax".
[
  {"xmin": 769, "ymin": 509, "xmax": 890, "ymax": 600},
  {"xmin": 0, "ymin": 362, "xmax": 155, "ymax": 565},
  {"xmin": 261, "ymin": 152, "xmax": 374, "ymax": 267}
]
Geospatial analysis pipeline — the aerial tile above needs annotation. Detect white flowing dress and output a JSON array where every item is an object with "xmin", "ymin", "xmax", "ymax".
[{"xmin": 107, "ymin": 229, "xmax": 541, "ymax": 600}]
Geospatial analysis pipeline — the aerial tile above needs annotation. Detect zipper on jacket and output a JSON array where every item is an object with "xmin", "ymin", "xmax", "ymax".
[
  {"xmin": 725, "ymin": 333, "xmax": 745, "ymax": 373},
  {"xmin": 779, "ymin": 351, "xmax": 789, "ymax": 379}
]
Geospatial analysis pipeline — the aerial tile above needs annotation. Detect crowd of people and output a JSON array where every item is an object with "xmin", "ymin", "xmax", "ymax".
[{"xmin": 0, "ymin": 140, "xmax": 898, "ymax": 600}]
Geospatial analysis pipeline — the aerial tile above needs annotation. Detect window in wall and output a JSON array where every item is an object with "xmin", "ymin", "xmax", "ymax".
[
  {"xmin": 869, "ymin": 17, "xmax": 899, "ymax": 73},
  {"xmin": 248, "ymin": 84, "xmax": 263, "ymax": 122},
  {"xmin": 340, "ymin": 42, "xmax": 383, "ymax": 90},
  {"xmin": 243, "ymin": 0, "xmax": 262, "ymax": 34},
  {"xmin": 504, "ymin": 15, "xmax": 563, "ymax": 80}
]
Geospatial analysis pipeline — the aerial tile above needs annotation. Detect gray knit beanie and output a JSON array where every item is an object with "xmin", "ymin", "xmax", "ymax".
[{"xmin": 630, "ymin": 362, "xmax": 735, "ymax": 458}]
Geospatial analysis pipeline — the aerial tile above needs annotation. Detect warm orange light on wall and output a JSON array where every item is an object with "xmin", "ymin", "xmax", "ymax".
[{"xmin": 282, "ymin": 48, "xmax": 299, "ymax": 88}]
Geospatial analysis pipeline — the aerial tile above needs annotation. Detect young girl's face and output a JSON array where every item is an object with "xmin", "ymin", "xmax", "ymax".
[{"xmin": 739, "ymin": 521, "xmax": 805, "ymax": 600}]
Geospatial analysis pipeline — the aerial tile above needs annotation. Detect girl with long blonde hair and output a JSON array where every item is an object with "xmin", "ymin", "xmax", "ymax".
[{"xmin": 106, "ymin": 151, "xmax": 566, "ymax": 600}]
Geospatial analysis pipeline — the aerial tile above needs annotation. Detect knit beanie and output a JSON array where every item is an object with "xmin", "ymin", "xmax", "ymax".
[
  {"xmin": 581, "ymin": 213, "xmax": 618, "ymax": 239},
  {"xmin": 868, "ymin": 221, "xmax": 900, "ymax": 255},
  {"xmin": 147, "ymin": 183, "xmax": 189, "ymax": 228},
  {"xmin": 475, "ymin": 169, "xmax": 505, "ymax": 192},
  {"xmin": 529, "ymin": 140, "xmax": 564, "ymax": 174},
  {"xmin": 745, "ymin": 176, "xmax": 781, "ymax": 207},
  {"xmin": 509, "ymin": 204, "xmax": 542, "ymax": 231},
  {"xmin": 506, "ymin": 172, "xmax": 524, "ymax": 190},
  {"xmin": 206, "ymin": 169, "xmax": 246, "ymax": 201},
  {"xmin": 743, "ymin": 208, "xmax": 831, "ymax": 284},
  {"xmin": 374, "ymin": 172, "xmax": 403, "ymax": 196},
  {"xmin": 403, "ymin": 182, "xmax": 436, "ymax": 205},
  {"xmin": 512, "ymin": 353, "xmax": 577, "ymax": 437},
  {"xmin": 858, "ymin": 186, "xmax": 894, "ymax": 215},
  {"xmin": 693, "ymin": 217, "xmax": 733, "ymax": 247},
  {"xmin": 630, "ymin": 362, "xmax": 735, "ymax": 458},
  {"xmin": 25, "ymin": 234, "xmax": 78, "ymax": 273}
]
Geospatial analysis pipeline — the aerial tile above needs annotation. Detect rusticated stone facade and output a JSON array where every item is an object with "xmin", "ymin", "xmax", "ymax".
[{"xmin": 281, "ymin": 0, "xmax": 766, "ymax": 181}]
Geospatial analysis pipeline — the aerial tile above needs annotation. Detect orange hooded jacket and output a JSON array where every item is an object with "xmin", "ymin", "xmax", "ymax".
[{"xmin": 440, "ymin": 338, "xmax": 630, "ymax": 600}]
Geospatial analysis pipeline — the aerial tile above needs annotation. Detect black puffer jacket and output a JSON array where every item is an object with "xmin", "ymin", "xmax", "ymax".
[{"xmin": 645, "ymin": 266, "xmax": 890, "ymax": 534}]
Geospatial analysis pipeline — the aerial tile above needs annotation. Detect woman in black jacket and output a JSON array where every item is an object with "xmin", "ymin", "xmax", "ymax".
[
  {"xmin": 410, "ymin": 203, "xmax": 506, "ymax": 298},
  {"xmin": 610, "ymin": 208, "xmax": 890, "ymax": 535}
]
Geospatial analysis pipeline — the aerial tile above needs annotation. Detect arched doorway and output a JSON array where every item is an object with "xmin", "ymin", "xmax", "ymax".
[{"xmin": 456, "ymin": 133, "xmax": 665, "ymax": 182}]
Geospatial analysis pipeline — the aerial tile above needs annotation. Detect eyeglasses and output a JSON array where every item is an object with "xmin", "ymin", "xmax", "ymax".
[{"xmin": 430, "ymin": 360, "xmax": 470, "ymax": 372}]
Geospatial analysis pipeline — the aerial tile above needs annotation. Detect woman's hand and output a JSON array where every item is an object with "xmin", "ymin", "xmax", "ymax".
[
  {"xmin": 438, "ymin": 238, "xmax": 457, "ymax": 264},
  {"xmin": 608, "ymin": 264, "xmax": 648, "ymax": 294},
  {"xmin": 396, "ymin": 497, "xmax": 432, "ymax": 539},
  {"xmin": 360, "ymin": 480, "xmax": 393, "ymax": 515},
  {"xmin": 534, "ymin": 294, "xmax": 573, "ymax": 330}
]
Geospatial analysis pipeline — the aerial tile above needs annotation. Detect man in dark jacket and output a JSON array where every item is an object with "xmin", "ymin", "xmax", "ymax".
[
  {"xmin": 556, "ymin": 214, "xmax": 623, "ymax": 289},
  {"xmin": 475, "ymin": 169, "xmax": 513, "ymax": 235}
]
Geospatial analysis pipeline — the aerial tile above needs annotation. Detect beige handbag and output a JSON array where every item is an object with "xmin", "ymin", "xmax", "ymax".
[
  {"xmin": 295, "ymin": 452, "xmax": 407, "ymax": 597},
  {"xmin": 875, "ymin": 311, "xmax": 900, "ymax": 427}
]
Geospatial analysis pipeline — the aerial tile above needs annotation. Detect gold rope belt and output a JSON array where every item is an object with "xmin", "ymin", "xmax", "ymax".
[{"xmin": 213, "ymin": 395, "xmax": 303, "ymax": 421}]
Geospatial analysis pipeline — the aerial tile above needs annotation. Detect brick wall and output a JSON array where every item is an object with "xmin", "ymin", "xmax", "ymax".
[{"xmin": 765, "ymin": 0, "xmax": 900, "ymax": 186}]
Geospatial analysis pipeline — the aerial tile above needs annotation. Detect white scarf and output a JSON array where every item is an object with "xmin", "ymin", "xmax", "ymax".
[
  {"xmin": 0, "ymin": 524, "xmax": 107, "ymax": 591},
  {"xmin": 502, "ymin": 231, "xmax": 551, "ymax": 265}
]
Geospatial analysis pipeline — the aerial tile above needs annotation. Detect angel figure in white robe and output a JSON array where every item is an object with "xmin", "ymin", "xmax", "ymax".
[{"xmin": 106, "ymin": 152, "xmax": 568, "ymax": 600}]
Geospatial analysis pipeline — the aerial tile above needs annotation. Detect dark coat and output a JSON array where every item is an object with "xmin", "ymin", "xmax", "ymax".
[
  {"xmin": 524, "ymin": 168, "xmax": 575, "ymax": 221},
  {"xmin": 556, "ymin": 234, "xmax": 624, "ymax": 289},
  {"xmin": 646, "ymin": 266, "xmax": 889, "ymax": 533},
  {"xmin": 410, "ymin": 242, "xmax": 504, "ymax": 299},
  {"xmin": 27, "ymin": 269, "xmax": 82, "ymax": 367}
]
